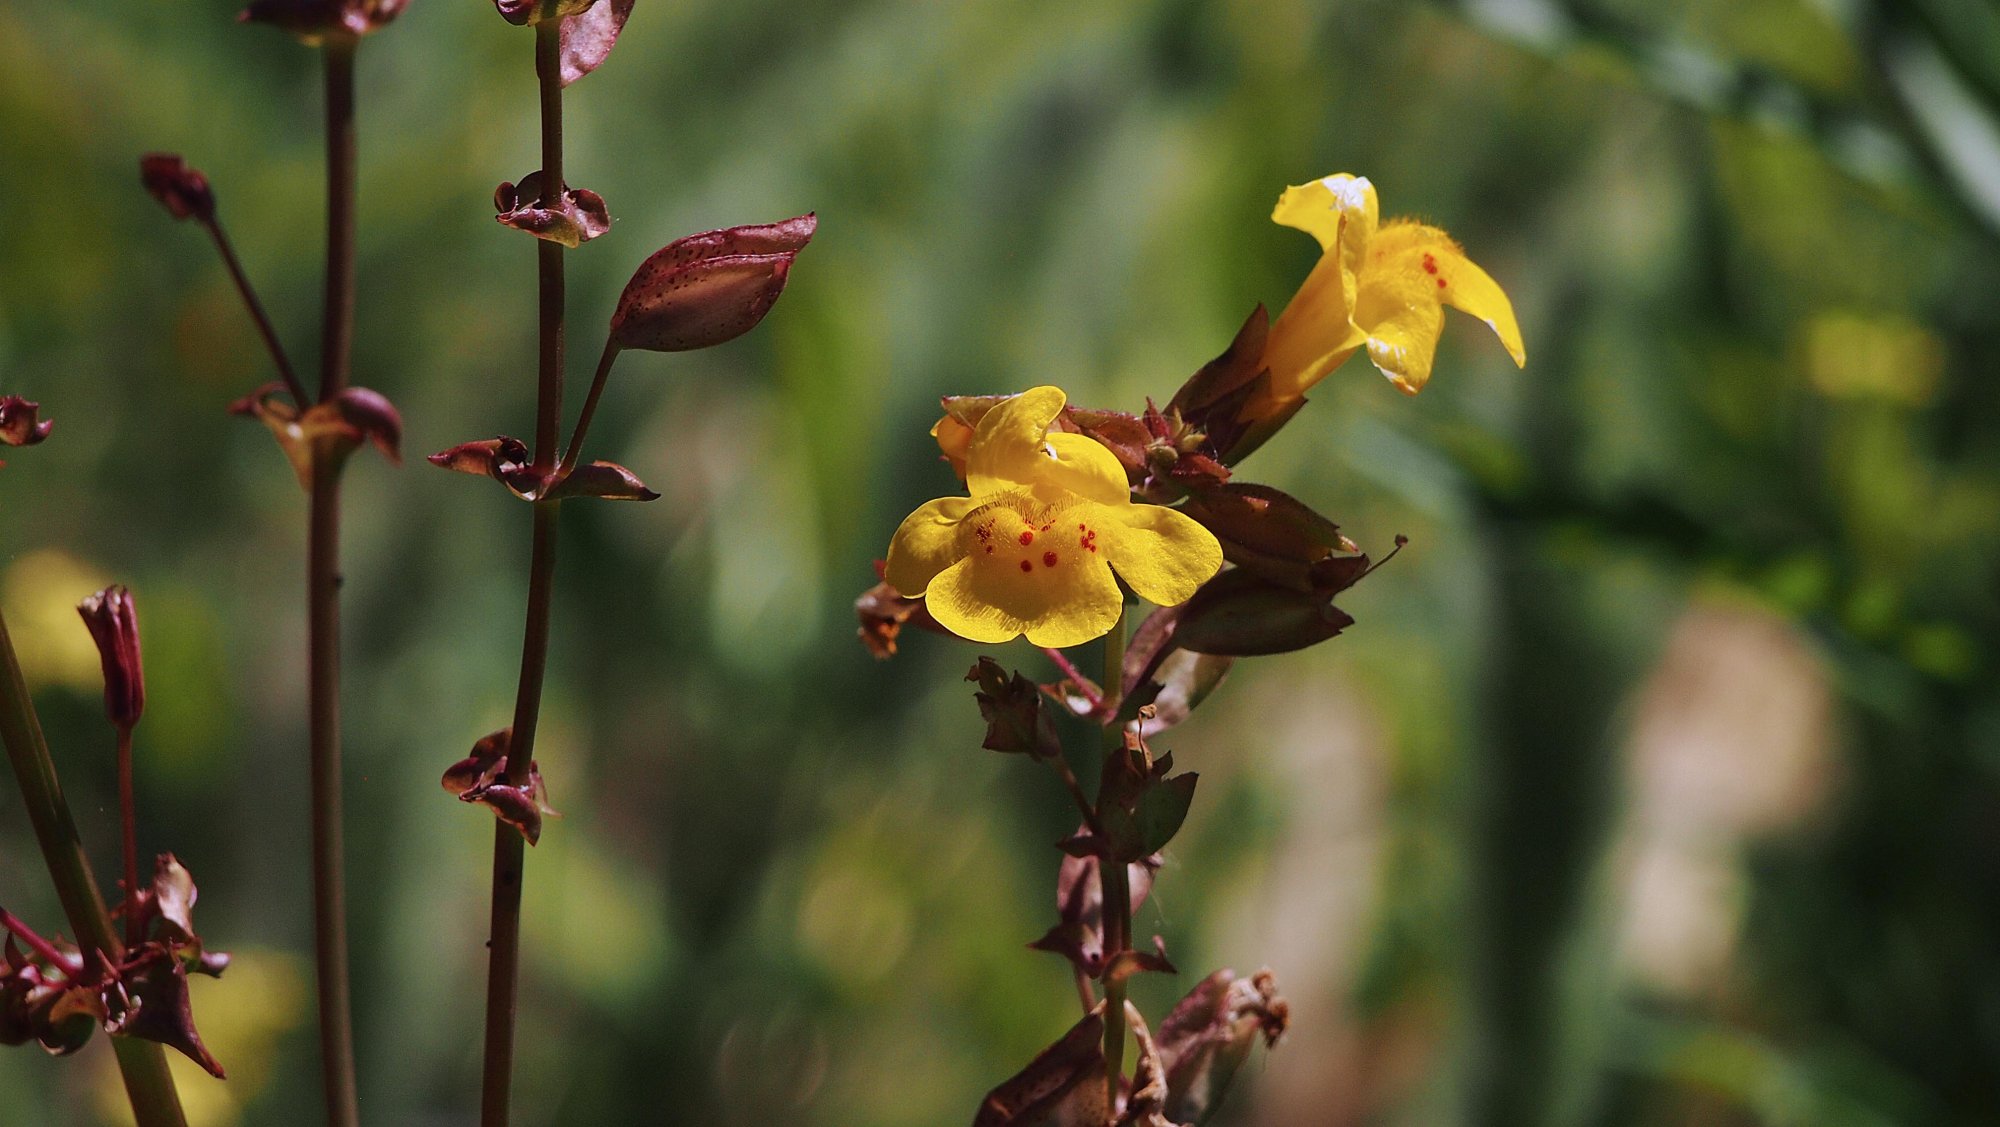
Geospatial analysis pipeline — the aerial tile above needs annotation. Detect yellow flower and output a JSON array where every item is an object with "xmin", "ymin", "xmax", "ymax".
[
  {"xmin": 886, "ymin": 386, "xmax": 1223, "ymax": 648},
  {"xmin": 1260, "ymin": 173, "xmax": 1525, "ymax": 401}
]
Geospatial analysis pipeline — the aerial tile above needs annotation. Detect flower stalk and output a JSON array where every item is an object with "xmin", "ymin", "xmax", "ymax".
[
  {"xmin": 307, "ymin": 34, "xmax": 362, "ymax": 1127},
  {"xmin": 480, "ymin": 21, "xmax": 568, "ymax": 1126}
]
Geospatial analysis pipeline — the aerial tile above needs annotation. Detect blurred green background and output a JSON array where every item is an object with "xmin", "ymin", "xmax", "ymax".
[{"xmin": 3, "ymin": 0, "xmax": 1999, "ymax": 1123}]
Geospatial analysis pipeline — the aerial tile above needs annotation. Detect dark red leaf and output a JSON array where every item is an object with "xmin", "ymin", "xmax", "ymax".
[
  {"xmin": 972, "ymin": 1004, "xmax": 1110, "ymax": 1127},
  {"xmin": 1156, "ymin": 969, "xmax": 1289, "ymax": 1126},
  {"xmin": 542, "ymin": 459, "xmax": 659, "ymax": 501},
  {"xmin": 494, "ymin": 0, "xmax": 595, "ymax": 25}
]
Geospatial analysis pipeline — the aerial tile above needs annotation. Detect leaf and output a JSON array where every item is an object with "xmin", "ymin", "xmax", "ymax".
[
  {"xmin": 972, "ymin": 1004, "xmax": 1110, "ymax": 1127},
  {"xmin": 854, "ymin": 576, "xmax": 943, "ymax": 659},
  {"xmin": 1097, "ymin": 769, "xmax": 1197, "ymax": 862},
  {"xmin": 494, "ymin": 0, "xmax": 595, "ymax": 24},
  {"xmin": 610, "ymin": 215, "xmax": 816, "ymax": 352},
  {"xmin": 148, "ymin": 856, "xmax": 198, "ymax": 945},
  {"xmin": 559, "ymin": 0, "xmax": 634, "ymax": 84}
]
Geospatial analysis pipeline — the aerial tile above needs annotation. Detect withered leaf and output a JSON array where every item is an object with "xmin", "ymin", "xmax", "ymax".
[
  {"xmin": 542, "ymin": 459, "xmax": 660, "ymax": 502},
  {"xmin": 1028, "ymin": 848, "xmax": 1160, "ymax": 979},
  {"xmin": 967, "ymin": 657, "xmax": 1061, "ymax": 760},
  {"xmin": 972, "ymin": 1004, "xmax": 1110, "ymax": 1127},
  {"xmin": 1178, "ymin": 484, "xmax": 1358, "ymax": 594},
  {"xmin": 855, "ymin": 577, "xmax": 942, "ymax": 659},
  {"xmin": 1157, "ymin": 969, "xmax": 1289, "ymax": 1126}
]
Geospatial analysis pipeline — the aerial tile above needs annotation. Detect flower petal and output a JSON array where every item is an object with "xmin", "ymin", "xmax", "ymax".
[
  {"xmin": 885, "ymin": 496, "xmax": 975, "ymax": 597},
  {"xmin": 1355, "ymin": 263, "xmax": 1445, "ymax": 394},
  {"xmin": 1092, "ymin": 503, "xmax": 1224, "ymax": 608},
  {"xmin": 1043, "ymin": 432, "xmax": 1132, "ymax": 505},
  {"xmin": 1272, "ymin": 174, "xmax": 1377, "ymax": 268},
  {"xmin": 1262, "ymin": 247, "xmax": 1365, "ymax": 402},
  {"xmin": 1365, "ymin": 221, "xmax": 1524, "ymax": 381},
  {"xmin": 924, "ymin": 551, "xmax": 1124, "ymax": 648},
  {"xmin": 966, "ymin": 386, "xmax": 1066, "ymax": 499}
]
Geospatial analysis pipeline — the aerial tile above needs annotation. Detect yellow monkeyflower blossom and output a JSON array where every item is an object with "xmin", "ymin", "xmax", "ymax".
[
  {"xmin": 886, "ymin": 386, "xmax": 1222, "ymax": 648},
  {"xmin": 1260, "ymin": 173, "xmax": 1525, "ymax": 401}
]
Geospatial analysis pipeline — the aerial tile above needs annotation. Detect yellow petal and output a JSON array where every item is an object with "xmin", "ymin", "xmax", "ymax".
[
  {"xmin": 1263, "ymin": 247, "xmax": 1366, "ymax": 402},
  {"xmin": 966, "ymin": 386, "xmax": 1066, "ymax": 500},
  {"xmin": 1354, "ymin": 259, "xmax": 1445, "ymax": 394},
  {"xmin": 1368, "ymin": 221, "xmax": 1524, "ymax": 371},
  {"xmin": 1091, "ymin": 502, "xmax": 1223, "ymax": 608},
  {"xmin": 1042, "ymin": 432, "xmax": 1132, "ymax": 505},
  {"xmin": 1272, "ymin": 174, "xmax": 1378, "ymax": 270},
  {"xmin": 923, "ymin": 543, "xmax": 1123, "ymax": 649},
  {"xmin": 884, "ymin": 495, "xmax": 974, "ymax": 597}
]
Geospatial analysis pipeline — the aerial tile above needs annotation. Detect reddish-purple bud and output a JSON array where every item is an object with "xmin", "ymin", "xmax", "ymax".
[
  {"xmin": 138, "ymin": 155, "xmax": 215, "ymax": 223},
  {"xmin": 609, "ymin": 214, "xmax": 816, "ymax": 352},
  {"xmin": 495, "ymin": 172, "xmax": 611, "ymax": 248},
  {"xmin": 239, "ymin": 0, "xmax": 409, "ymax": 41},
  {"xmin": 0, "ymin": 398, "xmax": 53, "ymax": 450},
  {"xmin": 78, "ymin": 587, "xmax": 144, "ymax": 730}
]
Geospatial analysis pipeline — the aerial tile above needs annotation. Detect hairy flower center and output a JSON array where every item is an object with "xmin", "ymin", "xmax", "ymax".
[{"xmin": 963, "ymin": 491, "xmax": 1100, "ymax": 579}]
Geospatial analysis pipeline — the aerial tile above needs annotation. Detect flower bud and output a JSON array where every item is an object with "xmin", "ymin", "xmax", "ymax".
[
  {"xmin": 609, "ymin": 214, "xmax": 816, "ymax": 352},
  {"xmin": 495, "ymin": 172, "xmax": 611, "ymax": 248},
  {"xmin": 78, "ymin": 587, "xmax": 143, "ymax": 730},
  {"xmin": 239, "ymin": 0, "xmax": 409, "ymax": 42},
  {"xmin": 138, "ymin": 155, "xmax": 215, "ymax": 223}
]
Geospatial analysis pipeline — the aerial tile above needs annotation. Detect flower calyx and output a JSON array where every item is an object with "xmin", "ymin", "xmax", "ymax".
[
  {"xmin": 230, "ymin": 383, "xmax": 403, "ymax": 490},
  {"xmin": 427, "ymin": 436, "xmax": 659, "ymax": 503},
  {"xmin": 610, "ymin": 215, "xmax": 817, "ymax": 352},
  {"xmin": 0, "ymin": 397, "xmax": 53, "ymax": 467},
  {"xmin": 1, "ymin": 856, "xmax": 229, "ymax": 1077},
  {"xmin": 495, "ymin": 172, "xmax": 611, "ymax": 248},
  {"xmin": 139, "ymin": 155, "xmax": 216, "ymax": 223},
  {"xmin": 442, "ymin": 727, "xmax": 560, "ymax": 846},
  {"xmin": 239, "ymin": 0, "xmax": 410, "ymax": 42},
  {"xmin": 78, "ymin": 587, "xmax": 144, "ymax": 731}
]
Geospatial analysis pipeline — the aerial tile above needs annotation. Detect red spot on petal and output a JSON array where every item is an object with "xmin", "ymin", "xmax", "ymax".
[
  {"xmin": 1019, "ymin": 560, "xmax": 1033, "ymax": 573},
  {"xmin": 985, "ymin": 546, "xmax": 994, "ymax": 554},
  {"xmin": 1437, "ymin": 277, "xmax": 1447, "ymax": 289},
  {"xmin": 1043, "ymin": 551, "xmax": 1058, "ymax": 568},
  {"xmin": 1018, "ymin": 531, "xmax": 1035, "ymax": 546},
  {"xmin": 1422, "ymin": 253, "xmax": 1438, "ymax": 274}
]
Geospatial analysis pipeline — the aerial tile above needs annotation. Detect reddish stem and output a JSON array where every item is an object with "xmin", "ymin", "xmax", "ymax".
[
  {"xmin": 0, "ymin": 906, "xmax": 84, "ymax": 975},
  {"xmin": 202, "ymin": 219, "xmax": 308, "ymax": 407},
  {"xmin": 116, "ymin": 726, "xmax": 140, "ymax": 950}
]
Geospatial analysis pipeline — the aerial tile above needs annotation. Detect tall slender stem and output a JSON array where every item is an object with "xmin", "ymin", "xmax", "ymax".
[
  {"xmin": 479, "ymin": 23, "xmax": 568, "ymax": 1127},
  {"xmin": 320, "ymin": 38, "xmax": 357, "ymax": 403},
  {"xmin": 307, "ymin": 33, "xmax": 362, "ymax": 1127},
  {"xmin": 0, "ymin": 611, "xmax": 187, "ymax": 1127},
  {"xmin": 116, "ymin": 726, "xmax": 140, "ymax": 949},
  {"xmin": 204, "ymin": 220, "xmax": 307, "ymax": 407},
  {"xmin": 1098, "ymin": 605, "xmax": 1130, "ymax": 1117}
]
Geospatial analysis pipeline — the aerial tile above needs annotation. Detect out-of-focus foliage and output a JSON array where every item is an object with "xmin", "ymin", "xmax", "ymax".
[{"xmin": 0, "ymin": 0, "xmax": 1996, "ymax": 1123}]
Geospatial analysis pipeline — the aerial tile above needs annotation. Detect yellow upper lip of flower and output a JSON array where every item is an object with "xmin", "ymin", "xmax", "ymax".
[
  {"xmin": 1263, "ymin": 172, "xmax": 1525, "ymax": 399},
  {"xmin": 885, "ymin": 386, "xmax": 1222, "ymax": 648}
]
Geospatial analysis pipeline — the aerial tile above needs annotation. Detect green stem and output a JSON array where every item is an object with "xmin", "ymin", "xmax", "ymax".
[
  {"xmin": 0, "ymin": 612, "xmax": 188, "ymax": 1127},
  {"xmin": 307, "ymin": 34, "xmax": 362, "ymax": 1127},
  {"xmin": 479, "ymin": 23, "xmax": 567, "ymax": 1127},
  {"xmin": 1098, "ymin": 605, "xmax": 1130, "ymax": 1119}
]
